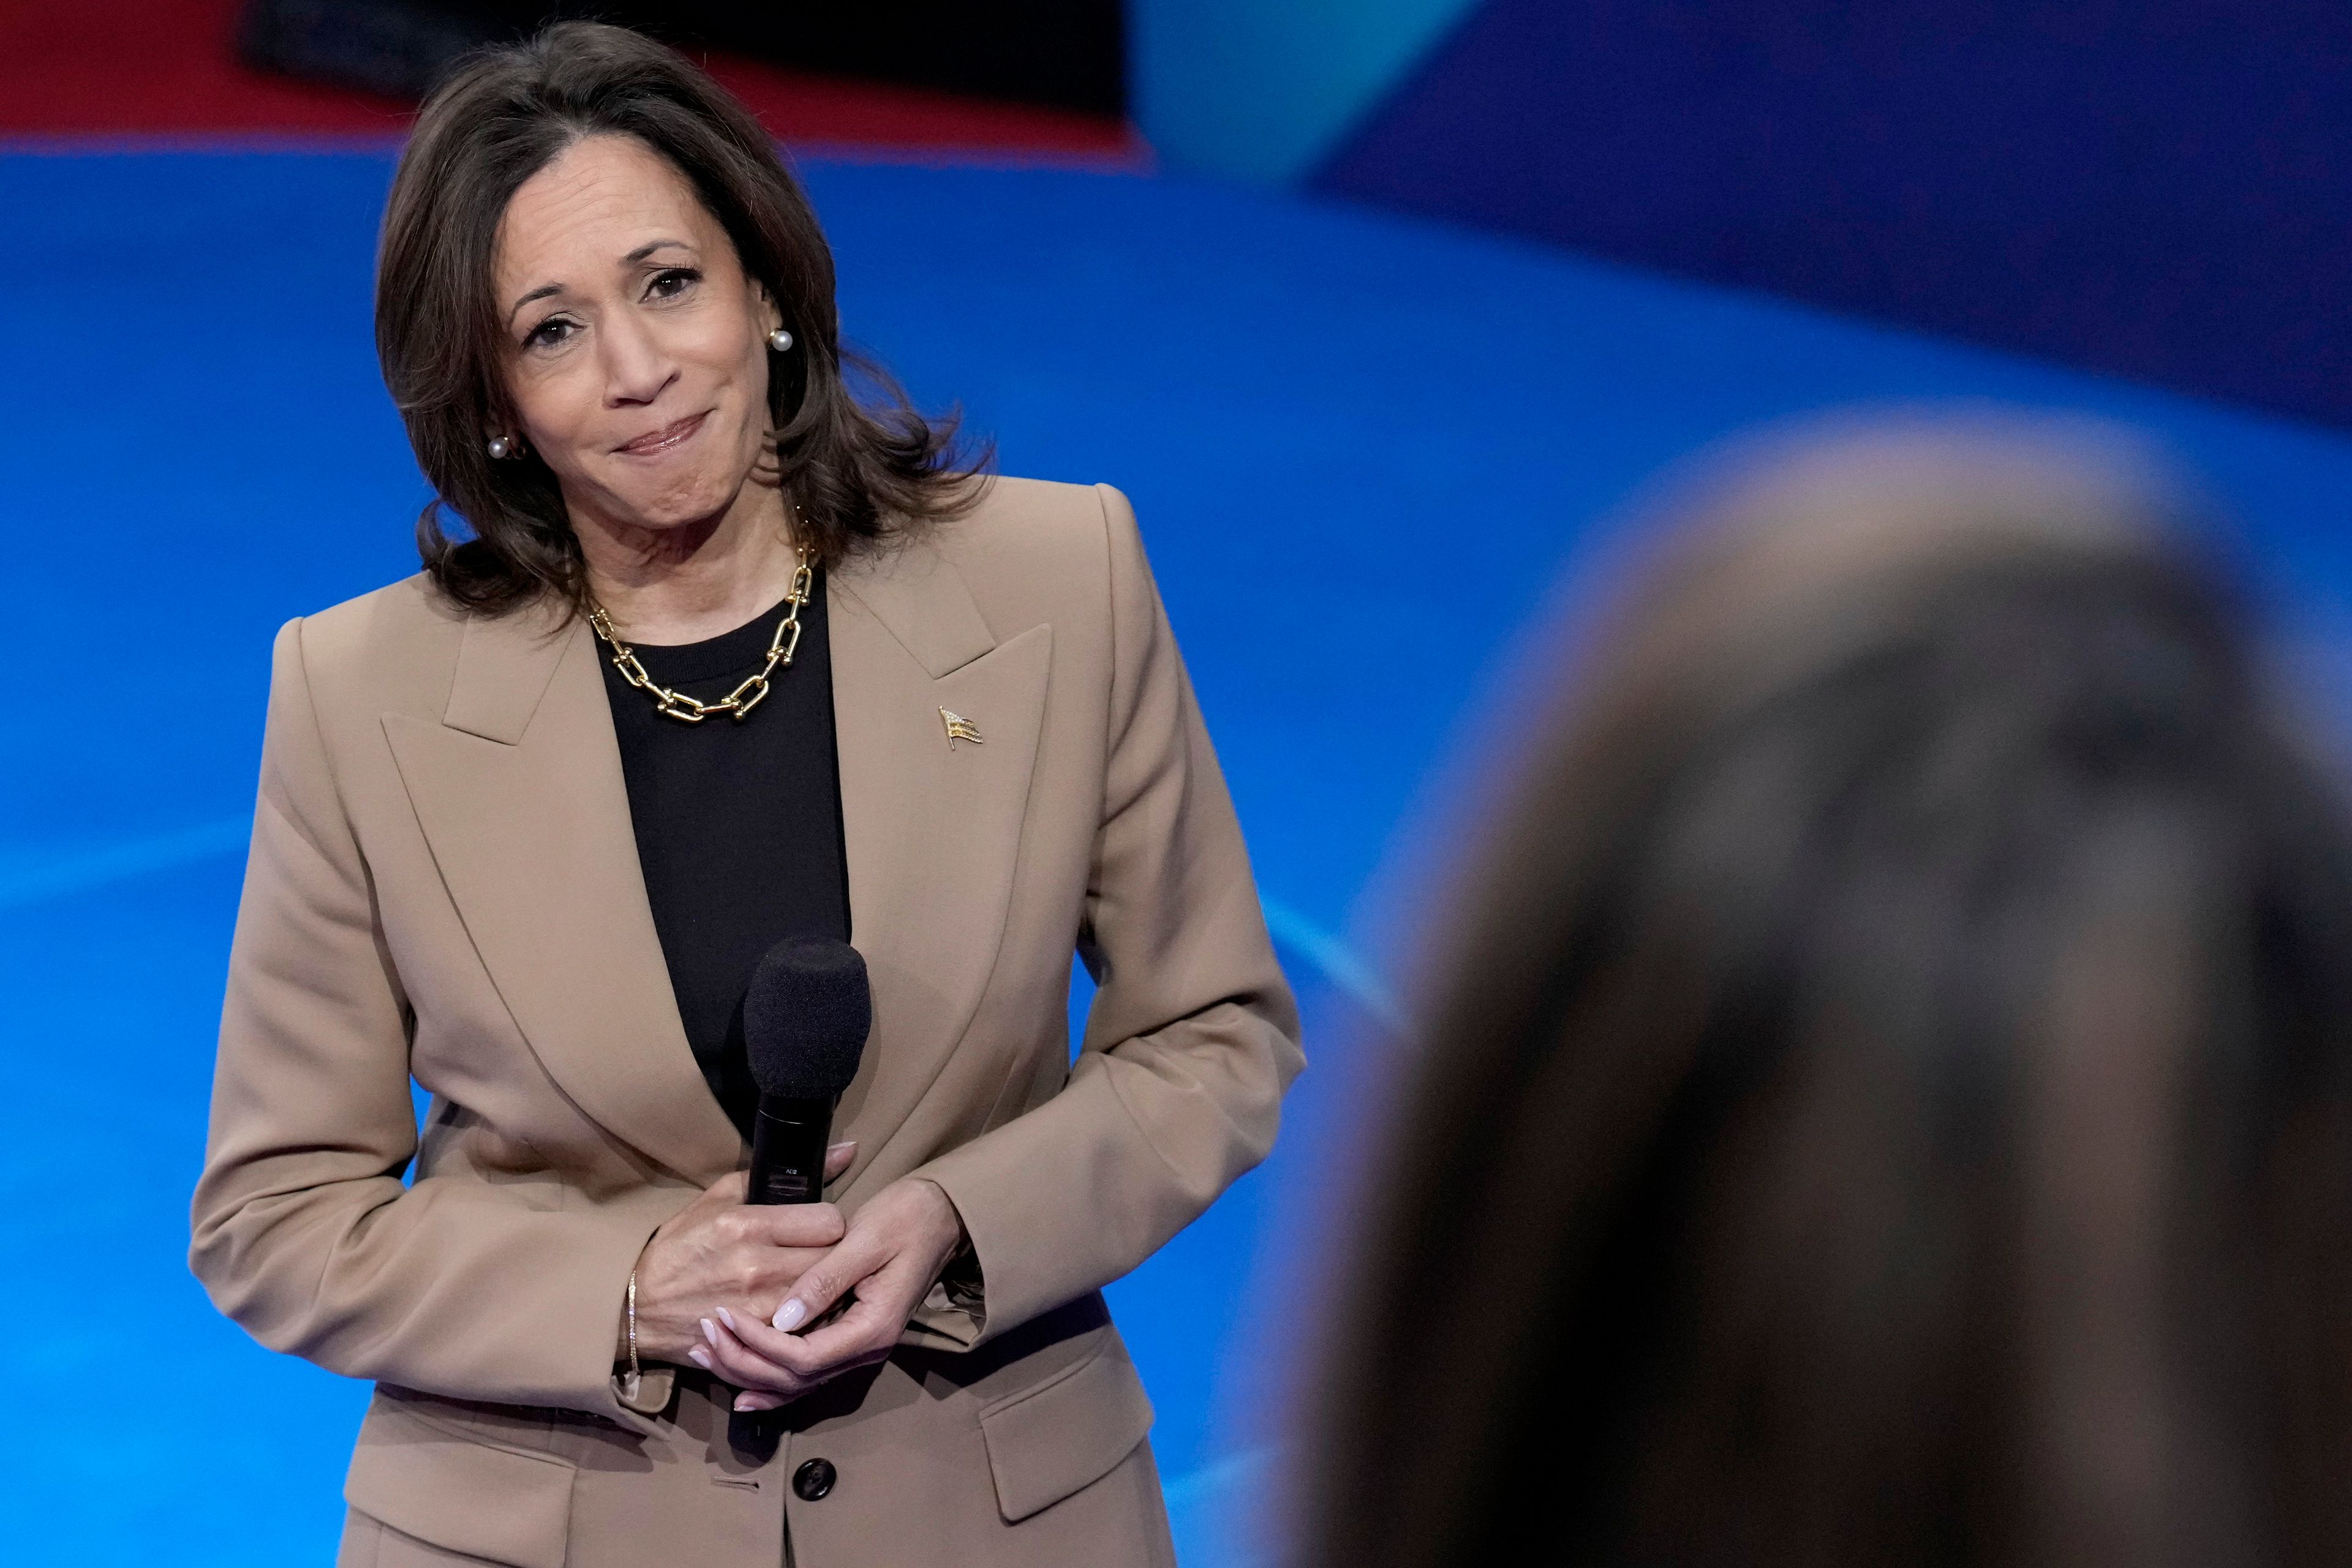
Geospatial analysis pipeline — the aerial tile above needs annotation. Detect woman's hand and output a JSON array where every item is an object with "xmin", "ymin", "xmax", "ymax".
[
  {"xmin": 692, "ymin": 1176, "xmax": 966, "ymax": 1412},
  {"xmin": 627, "ymin": 1141, "xmax": 859, "ymax": 1364}
]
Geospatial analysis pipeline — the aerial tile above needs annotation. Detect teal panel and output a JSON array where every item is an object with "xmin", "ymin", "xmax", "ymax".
[{"xmin": 1130, "ymin": 0, "xmax": 1484, "ymax": 183}]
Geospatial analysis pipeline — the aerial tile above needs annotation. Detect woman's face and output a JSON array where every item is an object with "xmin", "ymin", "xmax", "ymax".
[{"xmin": 492, "ymin": 133, "xmax": 780, "ymax": 540}]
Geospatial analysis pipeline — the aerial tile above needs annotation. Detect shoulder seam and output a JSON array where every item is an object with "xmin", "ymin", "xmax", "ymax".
[
  {"xmin": 270, "ymin": 616, "xmax": 358, "ymax": 873},
  {"xmin": 1093, "ymin": 483, "xmax": 1123, "ymax": 755}
]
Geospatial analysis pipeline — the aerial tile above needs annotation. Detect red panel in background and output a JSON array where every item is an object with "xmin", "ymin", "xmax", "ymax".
[
  {"xmin": 0, "ymin": 0, "xmax": 1144, "ymax": 160},
  {"xmin": 698, "ymin": 56, "xmax": 1143, "ymax": 162},
  {"xmin": 0, "ymin": 0, "xmax": 414, "ymax": 135}
]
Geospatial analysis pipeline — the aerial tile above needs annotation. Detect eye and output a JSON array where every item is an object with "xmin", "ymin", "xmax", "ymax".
[
  {"xmin": 521, "ymin": 316, "xmax": 576, "ymax": 352},
  {"xmin": 646, "ymin": 266, "xmax": 701, "ymax": 300}
]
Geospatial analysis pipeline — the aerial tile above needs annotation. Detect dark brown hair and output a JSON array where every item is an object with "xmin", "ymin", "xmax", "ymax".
[
  {"xmin": 1302, "ymin": 427, "xmax": 2352, "ymax": 1568},
  {"xmin": 375, "ymin": 20, "xmax": 986, "ymax": 615}
]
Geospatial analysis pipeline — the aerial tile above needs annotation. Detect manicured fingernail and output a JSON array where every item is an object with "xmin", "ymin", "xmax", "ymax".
[
  {"xmin": 774, "ymin": 1298, "xmax": 807, "ymax": 1332},
  {"xmin": 715, "ymin": 1306, "xmax": 737, "ymax": 1332},
  {"xmin": 700, "ymin": 1317, "xmax": 719, "ymax": 1346},
  {"xmin": 687, "ymin": 1348, "xmax": 710, "ymax": 1369},
  {"xmin": 733, "ymin": 1393, "xmax": 763, "ymax": 1412}
]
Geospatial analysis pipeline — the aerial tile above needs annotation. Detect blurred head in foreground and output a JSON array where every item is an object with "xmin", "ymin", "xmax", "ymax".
[{"xmin": 1302, "ymin": 423, "xmax": 2352, "ymax": 1567}]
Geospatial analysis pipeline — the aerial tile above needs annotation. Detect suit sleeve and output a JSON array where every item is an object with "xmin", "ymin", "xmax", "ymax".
[
  {"xmin": 188, "ymin": 619, "xmax": 670, "ymax": 1428},
  {"xmin": 907, "ymin": 484, "xmax": 1307, "ymax": 1346}
]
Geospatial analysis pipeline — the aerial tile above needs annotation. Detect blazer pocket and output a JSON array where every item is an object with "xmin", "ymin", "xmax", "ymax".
[
  {"xmin": 976, "ymin": 1330, "xmax": 1156, "ymax": 1523},
  {"xmin": 344, "ymin": 1390, "xmax": 576, "ymax": 1568}
]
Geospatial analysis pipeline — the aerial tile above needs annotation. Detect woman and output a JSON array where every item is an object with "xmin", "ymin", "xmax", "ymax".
[
  {"xmin": 190, "ymin": 23, "xmax": 1300, "ymax": 1568},
  {"xmin": 1301, "ymin": 425, "xmax": 2352, "ymax": 1567}
]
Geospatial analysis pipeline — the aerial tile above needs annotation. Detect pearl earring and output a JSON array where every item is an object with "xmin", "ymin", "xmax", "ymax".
[
  {"xmin": 767, "ymin": 327, "xmax": 794, "ymax": 353},
  {"xmin": 487, "ymin": 434, "xmax": 514, "ymax": 459}
]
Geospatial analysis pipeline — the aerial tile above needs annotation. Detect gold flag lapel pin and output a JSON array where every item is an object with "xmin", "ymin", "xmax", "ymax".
[{"xmin": 940, "ymin": 707, "xmax": 984, "ymax": 749}]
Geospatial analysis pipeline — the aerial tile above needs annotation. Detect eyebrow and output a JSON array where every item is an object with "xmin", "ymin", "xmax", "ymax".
[
  {"xmin": 505, "ymin": 282, "xmax": 565, "ymax": 325},
  {"xmin": 503, "ymin": 238, "xmax": 699, "ymax": 326},
  {"xmin": 624, "ymin": 238, "xmax": 694, "ymax": 265}
]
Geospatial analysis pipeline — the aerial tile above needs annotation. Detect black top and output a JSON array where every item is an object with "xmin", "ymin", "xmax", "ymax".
[{"xmin": 597, "ymin": 576, "xmax": 851, "ymax": 1140}]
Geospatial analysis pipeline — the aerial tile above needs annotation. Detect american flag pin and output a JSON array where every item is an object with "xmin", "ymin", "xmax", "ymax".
[{"xmin": 940, "ymin": 707, "xmax": 984, "ymax": 749}]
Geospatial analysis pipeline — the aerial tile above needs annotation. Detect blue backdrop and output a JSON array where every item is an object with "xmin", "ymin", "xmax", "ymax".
[{"xmin": 6, "ymin": 148, "xmax": 2352, "ymax": 1564}]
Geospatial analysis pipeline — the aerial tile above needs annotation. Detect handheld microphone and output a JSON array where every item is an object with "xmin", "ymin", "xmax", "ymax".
[{"xmin": 741, "ymin": 937, "xmax": 872, "ymax": 1205}]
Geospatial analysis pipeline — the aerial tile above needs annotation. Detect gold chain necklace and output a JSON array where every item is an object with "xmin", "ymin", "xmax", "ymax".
[{"xmin": 588, "ymin": 547, "xmax": 813, "ymax": 723}]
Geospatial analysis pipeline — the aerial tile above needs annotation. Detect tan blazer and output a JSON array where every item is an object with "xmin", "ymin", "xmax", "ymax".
[{"xmin": 189, "ymin": 477, "xmax": 1303, "ymax": 1568}]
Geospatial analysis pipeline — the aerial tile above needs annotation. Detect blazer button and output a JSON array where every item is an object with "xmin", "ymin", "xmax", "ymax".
[{"xmin": 793, "ymin": 1458, "xmax": 837, "ymax": 1501}]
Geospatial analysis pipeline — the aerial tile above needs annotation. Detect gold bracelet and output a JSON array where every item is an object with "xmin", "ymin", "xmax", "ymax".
[{"xmin": 625, "ymin": 1266, "xmax": 641, "ymax": 1387}]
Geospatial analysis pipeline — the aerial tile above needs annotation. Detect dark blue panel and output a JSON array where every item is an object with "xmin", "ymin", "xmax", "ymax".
[{"xmin": 1315, "ymin": 0, "xmax": 2352, "ymax": 429}]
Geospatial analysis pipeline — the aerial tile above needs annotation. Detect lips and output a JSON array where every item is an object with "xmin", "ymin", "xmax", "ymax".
[{"xmin": 616, "ymin": 410, "xmax": 709, "ymax": 456}]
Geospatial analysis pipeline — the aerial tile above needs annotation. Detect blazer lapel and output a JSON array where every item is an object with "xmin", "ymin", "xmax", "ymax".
[
  {"xmin": 383, "ymin": 603, "xmax": 743, "ymax": 1186},
  {"xmin": 829, "ymin": 543, "xmax": 1052, "ymax": 1144}
]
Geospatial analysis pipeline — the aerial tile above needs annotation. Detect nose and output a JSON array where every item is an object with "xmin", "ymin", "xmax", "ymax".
[{"xmin": 598, "ymin": 306, "xmax": 678, "ymax": 408}]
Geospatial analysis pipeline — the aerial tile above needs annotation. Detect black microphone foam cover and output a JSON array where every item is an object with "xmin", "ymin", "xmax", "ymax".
[{"xmin": 743, "ymin": 937, "xmax": 872, "ymax": 1100}]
